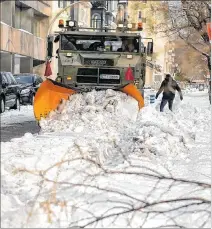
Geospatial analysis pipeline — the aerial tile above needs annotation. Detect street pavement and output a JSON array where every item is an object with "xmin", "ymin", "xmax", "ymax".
[{"xmin": 1, "ymin": 121, "xmax": 40, "ymax": 142}]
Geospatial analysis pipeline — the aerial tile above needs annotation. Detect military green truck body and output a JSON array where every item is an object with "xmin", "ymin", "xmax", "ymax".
[{"xmin": 53, "ymin": 30, "xmax": 150, "ymax": 92}]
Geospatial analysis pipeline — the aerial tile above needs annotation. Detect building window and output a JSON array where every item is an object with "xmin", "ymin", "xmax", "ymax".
[
  {"xmin": 92, "ymin": 14, "xmax": 101, "ymax": 29},
  {"xmin": 113, "ymin": 0, "xmax": 117, "ymax": 12},
  {"xmin": 138, "ymin": 11, "xmax": 142, "ymax": 19},
  {"xmin": 15, "ymin": 5, "xmax": 21, "ymax": 29},
  {"xmin": 105, "ymin": 16, "xmax": 109, "ymax": 27},
  {"xmin": 118, "ymin": 0, "xmax": 128, "ymax": 3},
  {"xmin": 58, "ymin": 0, "xmax": 67, "ymax": 8},
  {"xmin": 14, "ymin": 5, "xmax": 33, "ymax": 33},
  {"xmin": 106, "ymin": 1, "xmax": 109, "ymax": 11},
  {"xmin": 1, "ymin": 1, "xmax": 13, "ymax": 26},
  {"xmin": 94, "ymin": 15, "xmax": 98, "ymax": 28},
  {"xmin": 33, "ymin": 15, "xmax": 41, "ymax": 37},
  {"xmin": 118, "ymin": 5, "xmax": 124, "ymax": 22}
]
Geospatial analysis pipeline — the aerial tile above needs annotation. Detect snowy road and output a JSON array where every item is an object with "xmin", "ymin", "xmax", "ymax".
[
  {"xmin": 1, "ymin": 121, "xmax": 40, "ymax": 142},
  {"xmin": 1, "ymin": 106, "xmax": 34, "ymax": 127},
  {"xmin": 0, "ymin": 106, "xmax": 39, "ymax": 142}
]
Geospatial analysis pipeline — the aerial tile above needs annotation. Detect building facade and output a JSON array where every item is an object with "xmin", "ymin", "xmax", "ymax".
[
  {"xmin": 50, "ymin": 0, "xmax": 91, "ymax": 79},
  {"xmin": 164, "ymin": 41, "xmax": 176, "ymax": 75},
  {"xmin": 90, "ymin": 0, "xmax": 118, "ymax": 30},
  {"xmin": 116, "ymin": 0, "xmax": 173, "ymax": 87},
  {"xmin": 50, "ymin": 0, "xmax": 91, "ymax": 34},
  {"xmin": 126, "ymin": 0, "xmax": 154, "ymax": 86},
  {"xmin": 0, "ymin": 0, "xmax": 52, "ymax": 76}
]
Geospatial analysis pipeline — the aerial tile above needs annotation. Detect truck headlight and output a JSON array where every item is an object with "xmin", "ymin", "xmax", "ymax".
[
  {"xmin": 21, "ymin": 88, "xmax": 30, "ymax": 94},
  {"xmin": 68, "ymin": 21, "xmax": 75, "ymax": 27},
  {"xmin": 66, "ymin": 53, "xmax": 73, "ymax": 57},
  {"xmin": 118, "ymin": 24, "xmax": 124, "ymax": 28}
]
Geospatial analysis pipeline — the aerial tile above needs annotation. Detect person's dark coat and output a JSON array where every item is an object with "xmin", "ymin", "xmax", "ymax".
[
  {"xmin": 156, "ymin": 74, "xmax": 183, "ymax": 112},
  {"xmin": 156, "ymin": 75, "xmax": 183, "ymax": 100}
]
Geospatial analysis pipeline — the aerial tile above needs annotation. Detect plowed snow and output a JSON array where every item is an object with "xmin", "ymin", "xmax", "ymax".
[{"xmin": 1, "ymin": 90, "xmax": 211, "ymax": 228}]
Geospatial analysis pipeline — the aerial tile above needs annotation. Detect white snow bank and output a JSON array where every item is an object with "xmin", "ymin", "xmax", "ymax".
[
  {"xmin": 1, "ymin": 90, "xmax": 211, "ymax": 228},
  {"xmin": 183, "ymin": 87, "xmax": 209, "ymax": 96},
  {"xmin": 39, "ymin": 90, "xmax": 209, "ymax": 163},
  {"xmin": 39, "ymin": 89, "xmax": 139, "ymax": 134},
  {"xmin": 0, "ymin": 106, "xmax": 34, "ymax": 127}
]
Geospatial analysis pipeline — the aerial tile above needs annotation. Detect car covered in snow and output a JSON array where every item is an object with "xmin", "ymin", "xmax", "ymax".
[{"xmin": 0, "ymin": 72, "xmax": 21, "ymax": 113}]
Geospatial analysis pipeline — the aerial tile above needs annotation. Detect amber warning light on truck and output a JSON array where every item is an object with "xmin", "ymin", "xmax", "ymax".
[
  {"xmin": 58, "ymin": 19, "xmax": 77, "ymax": 29},
  {"xmin": 117, "ymin": 23, "xmax": 143, "ymax": 31},
  {"xmin": 59, "ymin": 19, "xmax": 64, "ymax": 28}
]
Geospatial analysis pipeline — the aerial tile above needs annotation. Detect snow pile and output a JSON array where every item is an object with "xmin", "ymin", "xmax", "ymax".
[
  {"xmin": 32, "ymin": 90, "xmax": 211, "ymax": 165},
  {"xmin": 133, "ymin": 100, "xmax": 210, "ymax": 162},
  {"xmin": 40, "ymin": 89, "xmax": 139, "ymax": 134},
  {"xmin": 38, "ymin": 90, "xmax": 199, "ymax": 163},
  {"xmin": 183, "ymin": 87, "xmax": 209, "ymax": 96},
  {"xmin": 1, "ymin": 90, "xmax": 211, "ymax": 228}
]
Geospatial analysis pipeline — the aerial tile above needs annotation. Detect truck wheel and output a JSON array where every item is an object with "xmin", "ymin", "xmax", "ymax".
[{"xmin": 0, "ymin": 97, "xmax": 5, "ymax": 113}]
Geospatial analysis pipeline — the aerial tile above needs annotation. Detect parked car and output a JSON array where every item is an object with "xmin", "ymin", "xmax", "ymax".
[
  {"xmin": 0, "ymin": 72, "xmax": 21, "ymax": 113},
  {"xmin": 14, "ymin": 74, "xmax": 43, "ymax": 105}
]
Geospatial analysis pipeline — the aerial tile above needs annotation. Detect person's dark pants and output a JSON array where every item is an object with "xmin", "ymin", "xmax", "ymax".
[{"xmin": 160, "ymin": 93, "xmax": 175, "ymax": 112}]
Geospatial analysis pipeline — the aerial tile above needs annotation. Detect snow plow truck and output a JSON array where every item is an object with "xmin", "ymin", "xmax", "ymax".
[{"xmin": 33, "ymin": 19, "xmax": 153, "ymax": 121}]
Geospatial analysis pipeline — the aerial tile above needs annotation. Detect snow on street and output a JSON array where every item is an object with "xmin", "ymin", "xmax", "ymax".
[
  {"xmin": 0, "ymin": 106, "xmax": 39, "ymax": 142},
  {"xmin": 1, "ymin": 90, "xmax": 211, "ymax": 228},
  {"xmin": 1, "ymin": 106, "xmax": 34, "ymax": 127}
]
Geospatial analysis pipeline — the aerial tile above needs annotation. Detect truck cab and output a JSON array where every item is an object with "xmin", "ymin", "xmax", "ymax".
[{"xmin": 47, "ymin": 20, "xmax": 153, "ymax": 92}]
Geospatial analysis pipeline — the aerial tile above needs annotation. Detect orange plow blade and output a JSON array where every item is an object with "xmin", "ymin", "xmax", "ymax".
[
  {"xmin": 120, "ymin": 84, "xmax": 144, "ymax": 109},
  {"xmin": 34, "ymin": 81, "xmax": 144, "ymax": 122},
  {"xmin": 33, "ymin": 79, "xmax": 76, "ymax": 121}
]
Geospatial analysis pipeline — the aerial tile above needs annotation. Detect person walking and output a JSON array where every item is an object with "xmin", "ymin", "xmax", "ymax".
[{"xmin": 156, "ymin": 74, "xmax": 183, "ymax": 112}]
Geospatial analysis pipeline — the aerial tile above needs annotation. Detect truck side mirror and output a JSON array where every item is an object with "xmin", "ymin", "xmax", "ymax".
[
  {"xmin": 47, "ymin": 36, "xmax": 53, "ymax": 58},
  {"xmin": 147, "ymin": 41, "xmax": 153, "ymax": 55}
]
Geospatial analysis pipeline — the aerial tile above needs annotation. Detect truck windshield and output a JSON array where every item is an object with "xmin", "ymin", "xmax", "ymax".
[{"xmin": 60, "ymin": 35, "xmax": 141, "ymax": 53}]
